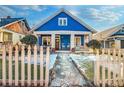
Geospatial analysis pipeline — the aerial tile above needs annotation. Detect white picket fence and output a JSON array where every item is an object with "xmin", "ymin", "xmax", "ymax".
[
  {"xmin": 94, "ymin": 49, "xmax": 124, "ymax": 87},
  {"xmin": 0, "ymin": 45, "xmax": 50, "ymax": 87}
]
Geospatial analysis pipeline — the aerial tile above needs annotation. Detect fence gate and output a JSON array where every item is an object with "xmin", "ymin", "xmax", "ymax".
[
  {"xmin": 94, "ymin": 49, "xmax": 124, "ymax": 87},
  {"xmin": 0, "ymin": 45, "xmax": 50, "ymax": 87}
]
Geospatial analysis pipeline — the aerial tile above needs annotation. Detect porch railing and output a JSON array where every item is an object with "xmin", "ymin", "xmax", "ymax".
[{"xmin": 0, "ymin": 45, "xmax": 50, "ymax": 87}]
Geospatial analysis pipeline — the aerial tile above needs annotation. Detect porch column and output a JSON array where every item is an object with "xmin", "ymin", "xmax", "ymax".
[
  {"xmin": 0, "ymin": 32, "xmax": 3, "ymax": 42},
  {"xmin": 103, "ymin": 40, "xmax": 106, "ymax": 48},
  {"xmin": 115, "ymin": 39, "xmax": 121, "ymax": 49},
  {"xmin": 51, "ymin": 34, "xmax": 55, "ymax": 48},
  {"xmin": 71, "ymin": 34, "xmax": 75, "ymax": 49},
  {"xmin": 88, "ymin": 33, "xmax": 92, "ymax": 41},
  {"xmin": 84, "ymin": 34, "xmax": 89, "ymax": 48},
  {"xmin": 84, "ymin": 34, "xmax": 89, "ymax": 43}
]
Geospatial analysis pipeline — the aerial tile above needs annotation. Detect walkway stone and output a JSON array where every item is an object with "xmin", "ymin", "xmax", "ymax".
[{"xmin": 50, "ymin": 53, "xmax": 93, "ymax": 87}]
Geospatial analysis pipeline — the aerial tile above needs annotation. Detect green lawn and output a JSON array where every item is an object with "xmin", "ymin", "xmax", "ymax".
[
  {"xmin": 0, "ymin": 59, "xmax": 45, "ymax": 80},
  {"xmin": 79, "ymin": 60, "xmax": 114, "ymax": 81}
]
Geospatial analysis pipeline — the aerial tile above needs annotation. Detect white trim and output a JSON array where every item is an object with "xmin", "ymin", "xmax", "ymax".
[
  {"xmin": 58, "ymin": 18, "xmax": 67, "ymax": 26},
  {"xmin": 31, "ymin": 8, "xmax": 97, "ymax": 33},
  {"xmin": 34, "ymin": 30, "xmax": 91, "ymax": 35}
]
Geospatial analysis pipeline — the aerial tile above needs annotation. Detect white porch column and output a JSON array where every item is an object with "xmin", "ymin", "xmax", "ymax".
[
  {"xmin": 84, "ymin": 34, "xmax": 89, "ymax": 44},
  {"xmin": 115, "ymin": 40, "xmax": 121, "ymax": 49},
  {"xmin": 71, "ymin": 34, "xmax": 75, "ymax": 49},
  {"xmin": 103, "ymin": 40, "xmax": 106, "ymax": 48},
  {"xmin": 51, "ymin": 34, "xmax": 55, "ymax": 48},
  {"xmin": 0, "ymin": 32, "xmax": 3, "ymax": 42}
]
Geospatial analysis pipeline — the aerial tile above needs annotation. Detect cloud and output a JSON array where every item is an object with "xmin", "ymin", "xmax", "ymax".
[
  {"xmin": 20, "ymin": 5, "xmax": 46, "ymax": 12},
  {"xmin": 80, "ymin": 7, "xmax": 123, "ymax": 22},
  {"xmin": 69, "ymin": 10, "xmax": 80, "ymax": 16},
  {"xmin": 0, "ymin": 6, "xmax": 16, "ymax": 17}
]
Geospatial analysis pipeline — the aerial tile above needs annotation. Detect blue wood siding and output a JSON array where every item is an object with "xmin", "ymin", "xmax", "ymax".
[
  {"xmin": 38, "ymin": 36, "xmax": 42, "ymax": 46},
  {"xmin": 35, "ymin": 12, "xmax": 91, "ymax": 32},
  {"xmin": 81, "ymin": 35, "xmax": 84, "ymax": 45}
]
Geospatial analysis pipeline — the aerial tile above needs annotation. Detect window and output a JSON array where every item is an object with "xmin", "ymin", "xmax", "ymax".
[
  {"xmin": 42, "ymin": 36, "xmax": 51, "ymax": 46},
  {"xmin": 58, "ymin": 18, "xmax": 67, "ymax": 26},
  {"xmin": 3, "ymin": 32, "xmax": 12, "ymax": 42},
  {"xmin": 75, "ymin": 37, "xmax": 81, "ymax": 46}
]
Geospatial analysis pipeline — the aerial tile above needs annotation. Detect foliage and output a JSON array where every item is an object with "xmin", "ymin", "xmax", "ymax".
[
  {"xmin": 86, "ymin": 39, "xmax": 101, "ymax": 49},
  {"xmin": 20, "ymin": 35, "xmax": 37, "ymax": 45}
]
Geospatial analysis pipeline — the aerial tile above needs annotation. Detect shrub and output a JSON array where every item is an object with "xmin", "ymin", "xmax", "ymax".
[
  {"xmin": 20, "ymin": 35, "xmax": 37, "ymax": 46},
  {"xmin": 86, "ymin": 39, "xmax": 101, "ymax": 49}
]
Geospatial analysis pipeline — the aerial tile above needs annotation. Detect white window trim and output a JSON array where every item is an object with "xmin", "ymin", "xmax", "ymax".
[{"xmin": 58, "ymin": 18, "xmax": 67, "ymax": 26}]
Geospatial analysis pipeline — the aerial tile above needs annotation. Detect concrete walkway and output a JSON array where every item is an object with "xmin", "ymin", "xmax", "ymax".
[{"xmin": 50, "ymin": 53, "xmax": 92, "ymax": 87}]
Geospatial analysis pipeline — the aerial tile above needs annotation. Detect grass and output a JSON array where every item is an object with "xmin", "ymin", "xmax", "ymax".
[
  {"xmin": 79, "ymin": 60, "xmax": 114, "ymax": 81},
  {"xmin": 79, "ymin": 59, "xmax": 94, "ymax": 81},
  {"xmin": 0, "ymin": 59, "xmax": 46, "ymax": 80}
]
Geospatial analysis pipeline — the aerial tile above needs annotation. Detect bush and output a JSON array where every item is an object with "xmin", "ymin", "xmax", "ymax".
[
  {"xmin": 20, "ymin": 35, "xmax": 37, "ymax": 46},
  {"xmin": 86, "ymin": 39, "xmax": 101, "ymax": 49}
]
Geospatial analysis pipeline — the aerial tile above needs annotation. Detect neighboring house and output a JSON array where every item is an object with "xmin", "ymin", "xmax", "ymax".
[
  {"xmin": 93, "ymin": 24, "xmax": 124, "ymax": 49},
  {"xmin": 32, "ymin": 9, "xmax": 96, "ymax": 51},
  {"xmin": 0, "ymin": 16, "xmax": 30, "ymax": 45}
]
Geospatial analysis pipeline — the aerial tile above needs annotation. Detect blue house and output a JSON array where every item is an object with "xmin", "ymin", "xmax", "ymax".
[{"xmin": 32, "ymin": 9, "xmax": 96, "ymax": 51}]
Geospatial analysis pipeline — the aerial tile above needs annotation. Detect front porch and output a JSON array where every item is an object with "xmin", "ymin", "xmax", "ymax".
[
  {"xmin": 101, "ymin": 36, "xmax": 124, "ymax": 49},
  {"xmin": 36, "ymin": 32, "xmax": 91, "ymax": 51}
]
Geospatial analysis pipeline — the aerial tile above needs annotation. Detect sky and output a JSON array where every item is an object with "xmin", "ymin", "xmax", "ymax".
[{"xmin": 0, "ymin": 5, "xmax": 124, "ymax": 31}]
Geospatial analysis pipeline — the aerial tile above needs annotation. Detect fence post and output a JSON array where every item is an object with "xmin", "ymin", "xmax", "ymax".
[
  {"xmin": 21, "ymin": 45, "xmax": 25, "ymax": 86},
  {"xmin": 40, "ymin": 46, "xmax": 43, "ymax": 86},
  {"xmin": 34, "ymin": 45, "xmax": 37, "ymax": 86},
  {"xmin": 96, "ymin": 49, "xmax": 100, "ymax": 86},
  {"xmin": 8, "ymin": 45, "xmax": 12, "ymax": 86},
  {"xmin": 2, "ymin": 45, "xmax": 6, "ymax": 86},
  {"xmin": 45, "ymin": 47, "xmax": 50, "ymax": 87},
  {"xmin": 118, "ymin": 49, "xmax": 122, "ymax": 86},
  {"xmin": 102, "ymin": 49, "xmax": 105, "ymax": 87},
  {"xmin": 123, "ymin": 49, "xmax": 124, "ymax": 86},
  {"xmin": 107, "ymin": 49, "xmax": 111, "ymax": 86},
  {"xmin": 15, "ymin": 45, "xmax": 19, "ymax": 86},
  {"xmin": 27, "ymin": 45, "xmax": 31, "ymax": 86},
  {"xmin": 113, "ymin": 49, "xmax": 117, "ymax": 86}
]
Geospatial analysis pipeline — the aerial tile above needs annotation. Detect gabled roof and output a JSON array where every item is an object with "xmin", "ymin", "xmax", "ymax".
[
  {"xmin": 93, "ymin": 24, "xmax": 124, "ymax": 40},
  {"xmin": 0, "ymin": 17, "xmax": 30, "ymax": 30},
  {"xmin": 31, "ymin": 8, "xmax": 97, "ymax": 33}
]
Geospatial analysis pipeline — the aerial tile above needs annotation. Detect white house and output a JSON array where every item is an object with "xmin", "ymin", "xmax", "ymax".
[
  {"xmin": 93, "ymin": 24, "xmax": 124, "ymax": 49},
  {"xmin": 0, "ymin": 16, "xmax": 30, "ymax": 45}
]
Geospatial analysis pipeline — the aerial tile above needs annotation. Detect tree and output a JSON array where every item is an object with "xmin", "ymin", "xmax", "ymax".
[
  {"xmin": 86, "ymin": 39, "xmax": 101, "ymax": 49},
  {"xmin": 20, "ymin": 35, "xmax": 37, "ymax": 46}
]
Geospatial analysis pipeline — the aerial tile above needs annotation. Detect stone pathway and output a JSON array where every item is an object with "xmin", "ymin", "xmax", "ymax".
[{"xmin": 50, "ymin": 53, "xmax": 92, "ymax": 87}]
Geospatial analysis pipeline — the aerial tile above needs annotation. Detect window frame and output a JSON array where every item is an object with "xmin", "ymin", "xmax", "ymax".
[{"xmin": 58, "ymin": 18, "xmax": 67, "ymax": 26}]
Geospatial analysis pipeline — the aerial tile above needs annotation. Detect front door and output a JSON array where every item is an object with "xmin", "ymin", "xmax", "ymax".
[
  {"xmin": 60, "ymin": 35, "xmax": 70, "ymax": 50},
  {"xmin": 55, "ymin": 35, "xmax": 60, "ymax": 50}
]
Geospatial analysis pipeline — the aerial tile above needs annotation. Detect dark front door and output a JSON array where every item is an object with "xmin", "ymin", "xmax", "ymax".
[
  {"xmin": 60, "ymin": 35, "xmax": 70, "ymax": 50},
  {"xmin": 55, "ymin": 38, "xmax": 60, "ymax": 50}
]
